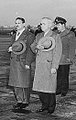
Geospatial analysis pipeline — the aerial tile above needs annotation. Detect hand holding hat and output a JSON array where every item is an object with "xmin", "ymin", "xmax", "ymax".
[
  {"xmin": 37, "ymin": 44, "xmax": 44, "ymax": 50},
  {"xmin": 12, "ymin": 40, "xmax": 26, "ymax": 55},
  {"xmin": 37, "ymin": 37, "xmax": 55, "ymax": 52}
]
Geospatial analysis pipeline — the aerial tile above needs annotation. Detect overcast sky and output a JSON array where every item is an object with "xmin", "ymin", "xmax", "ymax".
[{"xmin": 0, "ymin": 0, "xmax": 76, "ymax": 26}]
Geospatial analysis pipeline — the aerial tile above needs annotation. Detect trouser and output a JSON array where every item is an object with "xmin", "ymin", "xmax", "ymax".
[
  {"xmin": 39, "ymin": 92, "xmax": 56, "ymax": 112},
  {"xmin": 56, "ymin": 64, "xmax": 70, "ymax": 95},
  {"xmin": 14, "ymin": 87, "xmax": 30, "ymax": 104}
]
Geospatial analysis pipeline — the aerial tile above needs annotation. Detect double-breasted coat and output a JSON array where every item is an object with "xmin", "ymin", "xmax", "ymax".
[
  {"xmin": 31, "ymin": 30, "xmax": 62, "ymax": 93},
  {"xmin": 8, "ymin": 29, "xmax": 35, "ymax": 88}
]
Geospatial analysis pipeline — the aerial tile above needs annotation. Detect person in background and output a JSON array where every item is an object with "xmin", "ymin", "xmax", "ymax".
[
  {"xmin": 31, "ymin": 17, "xmax": 62, "ymax": 114},
  {"xmin": 8, "ymin": 17, "xmax": 35, "ymax": 110},
  {"xmin": 34, "ymin": 24, "xmax": 43, "ymax": 36},
  {"xmin": 54, "ymin": 16, "xmax": 76, "ymax": 96}
]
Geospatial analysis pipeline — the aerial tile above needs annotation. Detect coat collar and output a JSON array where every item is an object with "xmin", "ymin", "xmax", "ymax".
[
  {"xmin": 13, "ymin": 28, "xmax": 28, "ymax": 42},
  {"xmin": 44, "ymin": 30, "xmax": 53, "ymax": 37},
  {"xmin": 40, "ymin": 30, "xmax": 53, "ymax": 38},
  {"xmin": 16, "ymin": 28, "xmax": 27, "ymax": 41},
  {"xmin": 36, "ymin": 30, "xmax": 54, "ymax": 42},
  {"xmin": 60, "ymin": 29, "xmax": 70, "ymax": 37}
]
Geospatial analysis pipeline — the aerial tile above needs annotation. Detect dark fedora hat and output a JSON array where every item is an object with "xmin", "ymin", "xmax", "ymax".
[
  {"xmin": 12, "ymin": 40, "xmax": 26, "ymax": 55},
  {"xmin": 54, "ymin": 16, "xmax": 67, "ymax": 25}
]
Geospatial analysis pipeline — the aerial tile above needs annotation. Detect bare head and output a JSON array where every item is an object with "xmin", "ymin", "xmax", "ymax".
[
  {"xmin": 40, "ymin": 17, "xmax": 54, "ymax": 32},
  {"xmin": 15, "ymin": 17, "xmax": 26, "ymax": 31}
]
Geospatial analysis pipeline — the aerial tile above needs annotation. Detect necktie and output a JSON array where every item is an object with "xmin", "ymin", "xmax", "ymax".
[{"xmin": 15, "ymin": 32, "xmax": 20, "ymax": 41}]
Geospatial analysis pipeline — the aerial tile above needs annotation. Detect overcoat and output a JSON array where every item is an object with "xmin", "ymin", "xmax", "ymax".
[
  {"xmin": 8, "ymin": 28, "xmax": 35, "ymax": 88},
  {"xmin": 31, "ymin": 30, "xmax": 62, "ymax": 93},
  {"xmin": 59, "ymin": 29, "xmax": 76, "ymax": 65},
  {"xmin": 56, "ymin": 29, "xmax": 76, "ymax": 95}
]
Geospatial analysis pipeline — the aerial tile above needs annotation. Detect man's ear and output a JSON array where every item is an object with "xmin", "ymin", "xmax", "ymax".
[{"xmin": 23, "ymin": 23, "xmax": 25, "ymax": 27}]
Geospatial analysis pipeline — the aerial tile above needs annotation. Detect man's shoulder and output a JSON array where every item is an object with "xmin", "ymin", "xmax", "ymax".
[
  {"xmin": 36, "ymin": 32, "xmax": 44, "ymax": 37},
  {"xmin": 67, "ymin": 30, "xmax": 75, "ymax": 38},
  {"xmin": 51, "ymin": 31, "xmax": 60, "ymax": 39},
  {"xmin": 24, "ymin": 28, "xmax": 35, "ymax": 36},
  {"xmin": 60, "ymin": 29, "xmax": 75, "ymax": 38}
]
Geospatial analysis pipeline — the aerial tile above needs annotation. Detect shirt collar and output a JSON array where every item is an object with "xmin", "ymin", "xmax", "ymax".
[
  {"xmin": 44, "ymin": 30, "xmax": 50, "ymax": 36},
  {"xmin": 17, "ymin": 28, "xmax": 25, "ymax": 34}
]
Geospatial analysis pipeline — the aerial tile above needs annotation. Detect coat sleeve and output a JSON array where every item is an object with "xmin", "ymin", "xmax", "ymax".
[
  {"xmin": 52, "ymin": 34, "xmax": 62, "ymax": 69},
  {"xmin": 30, "ymin": 38, "xmax": 38, "ymax": 53},
  {"xmin": 25, "ymin": 33, "xmax": 36, "ymax": 66},
  {"xmin": 30, "ymin": 34, "xmax": 40, "ymax": 53},
  {"xmin": 30, "ymin": 33, "xmax": 44, "ymax": 53},
  {"xmin": 7, "ymin": 34, "xmax": 15, "ymax": 54},
  {"xmin": 68, "ymin": 31, "xmax": 76, "ymax": 62}
]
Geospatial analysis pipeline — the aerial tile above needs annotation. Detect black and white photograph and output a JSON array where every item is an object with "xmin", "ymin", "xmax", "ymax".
[{"xmin": 0, "ymin": 0, "xmax": 76, "ymax": 120}]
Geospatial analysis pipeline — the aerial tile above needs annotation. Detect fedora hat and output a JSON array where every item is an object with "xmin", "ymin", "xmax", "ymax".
[
  {"xmin": 12, "ymin": 40, "xmax": 26, "ymax": 55},
  {"xmin": 37, "ymin": 37, "xmax": 55, "ymax": 52}
]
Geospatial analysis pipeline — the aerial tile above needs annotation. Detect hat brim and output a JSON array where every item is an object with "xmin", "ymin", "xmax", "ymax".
[
  {"xmin": 12, "ymin": 40, "xmax": 26, "ymax": 55},
  {"xmin": 42, "ymin": 37, "xmax": 55, "ymax": 51}
]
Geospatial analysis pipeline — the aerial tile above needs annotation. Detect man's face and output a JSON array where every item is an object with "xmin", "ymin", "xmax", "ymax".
[
  {"xmin": 40, "ymin": 19, "xmax": 52, "ymax": 32},
  {"xmin": 56, "ymin": 23, "xmax": 63, "ymax": 31},
  {"xmin": 15, "ymin": 19, "xmax": 25, "ymax": 31}
]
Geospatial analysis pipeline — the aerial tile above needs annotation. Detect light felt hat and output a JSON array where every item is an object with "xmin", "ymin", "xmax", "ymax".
[{"xmin": 37, "ymin": 37, "xmax": 55, "ymax": 52}]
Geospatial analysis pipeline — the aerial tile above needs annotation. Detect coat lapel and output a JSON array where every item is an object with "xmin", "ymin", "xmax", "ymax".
[
  {"xmin": 37, "ymin": 32, "xmax": 44, "ymax": 40},
  {"xmin": 44, "ymin": 30, "xmax": 53, "ymax": 37},
  {"xmin": 15, "ymin": 28, "xmax": 27, "ymax": 42}
]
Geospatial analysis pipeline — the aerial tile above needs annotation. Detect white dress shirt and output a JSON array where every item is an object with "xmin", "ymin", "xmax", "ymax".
[{"xmin": 15, "ymin": 28, "xmax": 25, "ymax": 41}]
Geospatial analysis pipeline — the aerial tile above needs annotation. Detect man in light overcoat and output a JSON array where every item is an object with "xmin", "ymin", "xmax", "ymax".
[{"xmin": 31, "ymin": 17, "xmax": 62, "ymax": 114}]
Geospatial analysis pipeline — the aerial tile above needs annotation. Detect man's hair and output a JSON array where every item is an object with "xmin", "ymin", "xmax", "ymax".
[
  {"xmin": 42, "ymin": 17, "xmax": 52, "ymax": 21},
  {"xmin": 15, "ymin": 17, "xmax": 25, "ymax": 23}
]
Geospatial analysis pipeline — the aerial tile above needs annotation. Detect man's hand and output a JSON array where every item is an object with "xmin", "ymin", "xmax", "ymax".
[
  {"xmin": 51, "ymin": 68, "xmax": 56, "ymax": 74},
  {"xmin": 8, "ymin": 46, "xmax": 12, "ymax": 52},
  {"xmin": 25, "ymin": 65, "xmax": 30, "ymax": 69},
  {"xmin": 36, "ymin": 45, "xmax": 44, "ymax": 50}
]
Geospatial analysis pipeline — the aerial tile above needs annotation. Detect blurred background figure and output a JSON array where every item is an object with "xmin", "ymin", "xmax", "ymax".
[{"xmin": 27, "ymin": 24, "xmax": 43, "ymax": 36}]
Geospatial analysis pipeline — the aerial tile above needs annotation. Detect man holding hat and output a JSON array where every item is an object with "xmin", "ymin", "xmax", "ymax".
[
  {"xmin": 8, "ymin": 17, "xmax": 35, "ymax": 110},
  {"xmin": 31, "ymin": 17, "xmax": 62, "ymax": 114},
  {"xmin": 54, "ymin": 16, "xmax": 76, "ymax": 96}
]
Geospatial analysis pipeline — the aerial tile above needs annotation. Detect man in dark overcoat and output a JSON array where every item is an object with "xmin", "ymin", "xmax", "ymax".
[
  {"xmin": 54, "ymin": 17, "xmax": 76, "ymax": 96},
  {"xmin": 8, "ymin": 17, "xmax": 35, "ymax": 110}
]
